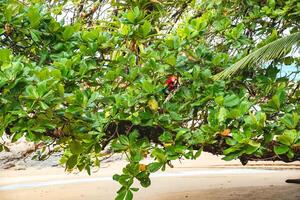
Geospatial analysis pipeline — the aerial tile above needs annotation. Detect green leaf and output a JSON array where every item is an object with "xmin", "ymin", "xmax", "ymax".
[
  {"xmin": 63, "ymin": 24, "xmax": 80, "ymax": 40},
  {"xmin": 137, "ymin": 173, "xmax": 151, "ymax": 188},
  {"xmin": 215, "ymin": 96, "xmax": 224, "ymax": 106},
  {"xmin": 130, "ymin": 188, "xmax": 139, "ymax": 192},
  {"xmin": 126, "ymin": 11, "xmax": 136, "ymax": 24},
  {"xmin": 25, "ymin": 85, "xmax": 39, "ymax": 99},
  {"xmin": 133, "ymin": 6, "xmax": 141, "ymax": 19},
  {"xmin": 193, "ymin": 147, "xmax": 203, "ymax": 159},
  {"xmin": 230, "ymin": 23, "xmax": 244, "ymax": 39},
  {"xmin": 141, "ymin": 79, "xmax": 154, "ymax": 93},
  {"xmin": 27, "ymin": 6, "xmax": 41, "ymax": 28},
  {"xmin": 4, "ymin": 3, "xmax": 20, "ymax": 21},
  {"xmin": 111, "ymin": 142, "xmax": 128, "ymax": 152},
  {"xmin": 113, "ymin": 174, "xmax": 120, "ymax": 181},
  {"xmin": 226, "ymin": 138, "xmax": 237, "ymax": 146},
  {"xmin": 248, "ymin": 140, "xmax": 260, "ymax": 148},
  {"xmin": 170, "ymin": 111, "xmax": 182, "ymax": 121},
  {"xmin": 175, "ymin": 128, "xmax": 189, "ymax": 141},
  {"xmin": 213, "ymin": 17, "xmax": 230, "ymax": 31},
  {"xmin": 223, "ymin": 94, "xmax": 240, "ymax": 107},
  {"xmin": 115, "ymin": 189, "xmax": 127, "ymax": 200},
  {"xmin": 117, "ymin": 175, "xmax": 132, "ymax": 186},
  {"xmin": 268, "ymin": 0, "xmax": 276, "ymax": 8},
  {"xmin": 39, "ymin": 101, "xmax": 49, "ymax": 110},
  {"xmin": 281, "ymin": 113, "xmax": 299, "ymax": 129},
  {"xmin": 277, "ymin": 130, "xmax": 298, "ymax": 146},
  {"xmin": 274, "ymin": 145, "xmax": 289, "ymax": 155},
  {"xmin": 271, "ymin": 94, "xmax": 280, "ymax": 109},
  {"xmin": 141, "ymin": 20, "xmax": 151, "ymax": 37},
  {"xmin": 287, "ymin": 150, "xmax": 294, "ymax": 159},
  {"xmin": 223, "ymin": 145, "xmax": 240, "ymax": 155},
  {"xmin": 147, "ymin": 162, "xmax": 163, "ymax": 173},
  {"xmin": 222, "ymin": 153, "xmax": 239, "ymax": 161},
  {"xmin": 283, "ymin": 56, "xmax": 294, "ymax": 65},
  {"xmin": 218, "ymin": 107, "xmax": 228, "ymax": 122},
  {"xmin": 244, "ymin": 141, "xmax": 260, "ymax": 154},
  {"xmin": 164, "ymin": 55, "xmax": 177, "ymax": 66},
  {"xmin": 232, "ymin": 131, "xmax": 246, "ymax": 142},
  {"xmin": 256, "ymin": 112, "xmax": 266, "ymax": 127},
  {"xmin": 125, "ymin": 190, "xmax": 133, "ymax": 200},
  {"xmin": 70, "ymin": 140, "xmax": 84, "ymax": 155},
  {"xmin": 0, "ymin": 48, "xmax": 12, "ymax": 64},
  {"xmin": 244, "ymin": 145, "xmax": 257, "ymax": 154},
  {"xmin": 66, "ymin": 155, "xmax": 78, "ymax": 169},
  {"xmin": 82, "ymin": 30, "xmax": 99, "ymax": 41},
  {"xmin": 12, "ymin": 132, "xmax": 23, "ymax": 142},
  {"xmin": 151, "ymin": 148, "xmax": 166, "ymax": 162},
  {"xmin": 159, "ymin": 132, "xmax": 173, "ymax": 143},
  {"xmin": 85, "ymin": 165, "xmax": 91, "ymax": 175},
  {"xmin": 212, "ymin": 53, "xmax": 229, "ymax": 65},
  {"xmin": 30, "ymin": 30, "xmax": 40, "ymax": 42},
  {"xmin": 119, "ymin": 135, "xmax": 129, "ymax": 146},
  {"xmin": 191, "ymin": 96, "xmax": 212, "ymax": 107}
]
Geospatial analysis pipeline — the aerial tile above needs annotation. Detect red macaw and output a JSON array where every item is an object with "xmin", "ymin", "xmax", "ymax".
[{"xmin": 163, "ymin": 75, "xmax": 179, "ymax": 95}]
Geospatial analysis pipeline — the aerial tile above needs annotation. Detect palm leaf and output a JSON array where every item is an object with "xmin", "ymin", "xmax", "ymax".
[{"xmin": 213, "ymin": 32, "xmax": 300, "ymax": 80}]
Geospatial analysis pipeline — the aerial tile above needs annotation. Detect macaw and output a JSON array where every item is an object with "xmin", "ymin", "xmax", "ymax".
[{"xmin": 162, "ymin": 75, "xmax": 179, "ymax": 95}]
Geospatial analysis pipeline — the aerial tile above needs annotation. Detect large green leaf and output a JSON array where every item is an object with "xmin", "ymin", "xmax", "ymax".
[
  {"xmin": 274, "ymin": 145, "xmax": 289, "ymax": 155},
  {"xmin": 223, "ymin": 94, "xmax": 240, "ymax": 107},
  {"xmin": 147, "ymin": 162, "xmax": 163, "ymax": 173},
  {"xmin": 213, "ymin": 32, "xmax": 300, "ymax": 80},
  {"xmin": 27, "ymin": 6, "xmax": 41, "ymax": 28},
  {"xmin": 0, "ymin": 48, "xmax": 11, "ymax": 64},
  {"xmin": 281, "ymin": 113, "xmax": 299, "ymax": 129},
  {"xmin": 66, "ymin": 155, "xmax": 78, "ymax": 169},
  {"xmin": 277, "ymin": 130, "xmax": 299, "ymax": 146}
]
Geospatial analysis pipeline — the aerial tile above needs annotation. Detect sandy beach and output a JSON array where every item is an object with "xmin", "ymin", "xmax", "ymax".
[{"xmin": 0, "ymin": 153, "xmax": 300, "ymax": 200}]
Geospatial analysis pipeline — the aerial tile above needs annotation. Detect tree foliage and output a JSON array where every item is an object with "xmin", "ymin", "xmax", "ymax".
[
  {"xmin": 0, "ymin": 0, "xmax": 300, "ymax": 199},
  {"xmin": 213, "ymin": 32, "xmax": 300, "ymax": 80}
]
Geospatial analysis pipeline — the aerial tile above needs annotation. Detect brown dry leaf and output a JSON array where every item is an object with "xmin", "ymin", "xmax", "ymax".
[
  {"xmin": 220, "ymin": 128, "xmax": 231, "ymax": 136},
  {"xmin": 139, "ymin": 164, "xmax": 147, "ymax": 172}
]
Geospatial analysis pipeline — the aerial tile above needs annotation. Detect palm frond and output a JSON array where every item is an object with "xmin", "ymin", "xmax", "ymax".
[{"xmin": 213, "ymin": 32, "xmax": 300, "ymax": 80}]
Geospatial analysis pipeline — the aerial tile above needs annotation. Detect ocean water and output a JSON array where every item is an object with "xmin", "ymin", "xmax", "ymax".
[{"xmin": 278, "ymin": 64, "xmax": 300, "ymax": 81}]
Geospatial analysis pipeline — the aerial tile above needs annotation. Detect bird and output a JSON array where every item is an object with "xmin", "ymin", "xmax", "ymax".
[{"xmin": 162, "ymin": 75, "xmax": 179, "ymax": 95}]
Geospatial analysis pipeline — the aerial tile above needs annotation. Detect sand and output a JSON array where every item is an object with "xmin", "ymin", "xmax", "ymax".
[{"xmin": 0, "ymin": 153, "xmax": 299, "ymax": 200}]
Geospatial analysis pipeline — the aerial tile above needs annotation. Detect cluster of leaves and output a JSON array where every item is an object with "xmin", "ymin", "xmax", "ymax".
[{"xmin": 0, "ymin": 0, "xmax": 299, "ymax": 199}]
